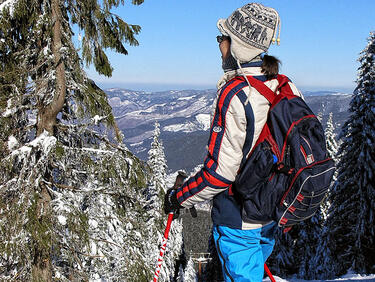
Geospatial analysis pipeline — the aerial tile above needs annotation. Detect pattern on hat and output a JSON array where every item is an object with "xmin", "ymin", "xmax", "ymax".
[{"xmin": 224, "ymin": 3, "xmax": 278, "ymax": 52}]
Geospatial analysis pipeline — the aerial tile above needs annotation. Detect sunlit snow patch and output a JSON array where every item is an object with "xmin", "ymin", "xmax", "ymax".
[
  {"xmin": 163, "ymin": 123, "xmax": 196, "ymax": 133},
  {"xmin": 195, "ymin": 114, "xmax": 210, "ymax": 130},
  {"xmin": 7, "ymin": 135, "xmax": 19, "ymax": 151},
  {"xmin": 57, "ymin": 215, "xmax": 67, "ymax": 226}
]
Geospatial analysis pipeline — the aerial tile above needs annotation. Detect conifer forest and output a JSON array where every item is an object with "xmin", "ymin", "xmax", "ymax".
[{"xmin": 0, "ymin": 0, "xmax": 375, "ymax": 281}]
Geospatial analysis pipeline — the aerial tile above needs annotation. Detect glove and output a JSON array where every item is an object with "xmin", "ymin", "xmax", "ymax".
[{"xmin": 164, "ymin": 188, "xmax": 182, "ymax": 215}]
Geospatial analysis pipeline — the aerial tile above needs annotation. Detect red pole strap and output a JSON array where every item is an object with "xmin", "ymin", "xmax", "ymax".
[
  {"xmin": 153, "ymin": 213, "xmax": 174, "ymax": 282},
  {"xmin": 264, "ymin": 263, "xmax": 276, "ymax": 282}
]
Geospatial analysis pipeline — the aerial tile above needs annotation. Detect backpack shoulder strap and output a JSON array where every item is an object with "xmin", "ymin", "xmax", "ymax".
[
  {"xmin": 277, "ymin": 75, "xmax": 296, "ymax": 97},
  {"xmin": 276, "ymin": 74, "xmax": 290, "ymax": 88},
  {"xmin": 246, "ymin": 76, "xmax": 276, "ymax": 104}
]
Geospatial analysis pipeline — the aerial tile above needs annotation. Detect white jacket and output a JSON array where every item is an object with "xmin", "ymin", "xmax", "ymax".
[{"xmin": 176, "ymin": 63, "xmax": 303, "ymax": 230}]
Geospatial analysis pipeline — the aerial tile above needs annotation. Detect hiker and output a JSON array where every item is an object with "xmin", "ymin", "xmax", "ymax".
[{"xmin": 164, "ymin": 3, "xmax": 303, "ymax": 281}]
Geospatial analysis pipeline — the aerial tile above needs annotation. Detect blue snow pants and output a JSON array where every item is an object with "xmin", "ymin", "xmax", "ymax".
[{"xmin": 213, "ymin": 222, "xmax": 276, "ymax": 282}]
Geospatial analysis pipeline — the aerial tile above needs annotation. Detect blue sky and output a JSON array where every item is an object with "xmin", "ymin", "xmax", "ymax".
[{"xmin": 85, "ymin": 0, "xmax": 375, "ymax": 92}]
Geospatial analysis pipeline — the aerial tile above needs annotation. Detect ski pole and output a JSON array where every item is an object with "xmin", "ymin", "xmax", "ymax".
[
  {"xmin": 264, "ymin": 263, "xmax": 276, "ymax": 282},
  {"xmin": 153, "ymin": 171, "xmax": 188, "ymax": 281},
  {"xmin": 153, "ymin": 212, "xmax": 174, "ymax": 282}
]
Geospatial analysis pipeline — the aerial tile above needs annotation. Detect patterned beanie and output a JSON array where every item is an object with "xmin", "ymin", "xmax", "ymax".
[{"xmin": 217, "ymin": 3, "xmax": 280, "ymax": 63}]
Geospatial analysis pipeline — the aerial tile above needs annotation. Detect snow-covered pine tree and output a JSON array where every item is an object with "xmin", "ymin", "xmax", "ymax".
[
  {"xmin": 316, "ymin": 111, "xmax": 323, "ymax": 123},
  {"xmin": 318, "ymin": 112, "xmax": 339, "ymax": 220},
  {"xmin": 148, "ymin": 122, "xmax": 168, "ymax": 201},
  {"xmin": 318, "ymin": 32, "xmax": 375, "ymax": 278},
  {"xmin": 145, "ymin": 121, "xmax": 167, "ymax": 277},
  {"xmin": 182, "ymin": 257, "xmax": 198, "ymax": 282},
  {"xmin": 267, "ymin": 227, "xmax": 298, "ymax": 277},
  {"xmin": 308, "ymin": 222, "xmax": 337, "ymax": 279},
  {"xmin": 0, "ymin": 0, "xmax": 163, "ymax": 280},
  {"xmin": 325, "ymin": 112, "xmax": 339, "ymax": 163},
  {"xmin": 146, "ymin": 123, "xmax": 185, "ymax": 281},
  {"xmin": 295, "ymin": 211, "xmax": 324, "ymax": 279},
  {"xmin": 305, "ymin": 112, "xmax": 340, "ymax": 279}
]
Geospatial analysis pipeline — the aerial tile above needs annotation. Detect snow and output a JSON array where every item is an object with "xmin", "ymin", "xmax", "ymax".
[
  {"xmin": 90, "ymin": 273, "xmax": 101, "ymax": 281},
  {"xmin": 3, "ymin": 109, "xmax": 15, "ymax": 117},
  {"xmin": 43, "ymin": 46, "xmax": 49, "ymax": 55},
  {"xmin": 89, "ymin": 219, "xmax": 98, "ymax": 228},
  {"xmin": 90, "ymin": 241, "xmax": 97, "ymax": 255},
  {"xmin": 264, "ymin": 273, "xmax": 375, "ymax": 281},
  {"xmin": 141, "ymin": 103, "xmax": 167, "ymax": 113},
  {"xmin": 29, "ymin": 131, "xmax": 57, "ymax": 153},
  {"xmin": 163, "ymin": 123, "xmax": 196, "ymax": 133},
  {"xmin": 7, "ymin": 135, "xmax": 19, "ymax": 151},
  {"xmin": 2, "ymin": 99, "xmax": 16, "ymax": 118},
  {"xmin": 10, "ymin": 131, "xmax": 56, "ymax": 159},
  {"xmin": 0, "ymin": 0, "xmax": 16, "ymax": 15},
  {"xmin": 57, "ymin": 215, "xmax": 67, "ymax": 226},
  {"xmin": 162, "ymin": 117, "xmax": 210, "ymax": 132},
  {"xmin": 109, "ymin": 97, "xmax": 133, "ymax": 107},
  {"xmin": 125, "ymin": 222, "xmax": 133, "ymax": 230},
  {"xmin": 80, "ymin": 147, "xmax": 113, "ymax": 154},
  {"xmin": 55, "ymin": 271, "xmax": 61, "ymax": 279},
  {"xmin": 130, "ymin": 141, "xmax": 144, "ymax": 147},
  {"xmin": 195, "ymin": 113, "xmax": 211, "ymax": 130},
  {"xmin": 177, "ymin": 96, "xmax": 195, "ymax": 101},
  {"xmin": 92, "ymin": 115, "xmax": 106, "ymax": 125}
]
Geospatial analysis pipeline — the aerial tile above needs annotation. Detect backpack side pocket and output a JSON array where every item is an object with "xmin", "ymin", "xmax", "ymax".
[
  {"xmin": 233, "ymin": 141, "xmax": 275, "ymax": 200},
  {"xmin": 276, "ymin": 158, "xmax": 335, "ymax": 227},
  {"xmin": 233, "ymin": 141, "xmax": 279, "ymax": 222}
]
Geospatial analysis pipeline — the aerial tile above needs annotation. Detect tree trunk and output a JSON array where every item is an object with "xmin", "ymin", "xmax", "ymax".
[
  {"xmin": 32, "ymin": 0, "xmax": 66, "ymax": 279},
  {"xmin": 36, "ymin": 0, "xmax": 66, "ymax": 136},
  {"xmin": 31, "ymin": 183, "xmax": 53, "ymax": 281}
]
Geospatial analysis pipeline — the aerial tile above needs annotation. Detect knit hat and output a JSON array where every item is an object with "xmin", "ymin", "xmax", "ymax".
[{"xmin": 217, "ymin": 3, "xmax": 280, "ymax": 63}]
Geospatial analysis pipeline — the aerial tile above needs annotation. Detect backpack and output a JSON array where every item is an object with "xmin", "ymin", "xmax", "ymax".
[{"xmin": 233, "ymin": 75, "xmax": 335, "ymax": 231}]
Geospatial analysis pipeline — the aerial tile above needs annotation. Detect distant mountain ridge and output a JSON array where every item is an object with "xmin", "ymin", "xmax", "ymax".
[
  {"xmin": 302, "ymin": 90, "xmax": 350, "ymax": 96},
  {"xmin": 106, "ymin": 88, "xmax": 351, "ymax": 172}
]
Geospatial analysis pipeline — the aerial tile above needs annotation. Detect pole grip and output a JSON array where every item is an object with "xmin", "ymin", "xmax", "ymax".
[{"xmin": 164, "ymin": 212, "xmax": 174, "ymax": 238}]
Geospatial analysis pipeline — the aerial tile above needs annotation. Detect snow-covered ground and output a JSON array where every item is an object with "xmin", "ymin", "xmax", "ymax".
[{"xmin": 264, "ymin": 273, "xmax": 375, "ymax": 282}]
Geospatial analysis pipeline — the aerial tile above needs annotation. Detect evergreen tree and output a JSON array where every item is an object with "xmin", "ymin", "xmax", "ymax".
[
  {"xmin": 319, "ymin": 32, "xmax": 375, "ymax": 278},
  {"xmin": 316, "ymin": 111, "xmax": 323, "ymax": 123},
  {"xmin": 0, "ymin": 0, "xmax": 161, "ymax": 280},
  {"xmin": 203, "ymin": 231, "xmax": 223, "ymax": 282},
  {"xmin": 320, "ymin": 112, "xmax": 339, "ymax": 220},
  {"xmin": 325, "ymin": 112, "xmax": 339, "ymax": 163},
  {"xmin": 309, "ymin": 218, "xmax": 337, "ymax": 279},
  {"xmin": 268, "ymin": 228, "xmax": 298, "ymax": 277},
  {"xmin": 145, "ymin": 122, "xmax": 167, "ymax": 217},
  {"xmin": 148, "ymin": 122, "xmax": 168, "ymax": 197},
  {"xmin": 146, "ymin": 125, "xmax": 185, "ymax": 281},
  {"xmin": 182, "ymin": 257, "xmax": 198, "ymax": 282},
  {"xmin": 305, "ymin": 112, "xmax": 340, "ymax": 279},
  {"xmin": 295, "ymin": 212, "xmax": 324, "ymax": 279}
]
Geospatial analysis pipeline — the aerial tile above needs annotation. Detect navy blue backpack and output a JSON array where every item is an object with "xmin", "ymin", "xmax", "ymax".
[{"xmin": 233, "ymin": 75, "xmax": 335, "ymax": 231}]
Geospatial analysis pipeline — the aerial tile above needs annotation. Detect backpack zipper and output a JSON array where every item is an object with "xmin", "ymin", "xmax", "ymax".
[
  {"xmin": 280, "ymin": 115, "xmax": 316, "ymax": 161},
  {"xmin": 280, "ymin": 158, "xmax": 333, "ymax": 206}
]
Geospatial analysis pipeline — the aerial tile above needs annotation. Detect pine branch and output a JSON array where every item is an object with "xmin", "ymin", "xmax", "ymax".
[{"xmin": 53, "ymin": 183, "xmax": 79, "ymax": 191}]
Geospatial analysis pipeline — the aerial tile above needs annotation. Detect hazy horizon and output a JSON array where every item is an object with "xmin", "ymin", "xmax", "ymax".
[{"xmin": 98, "ymin": 81, "xmax": 354, "ymax": 94}]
